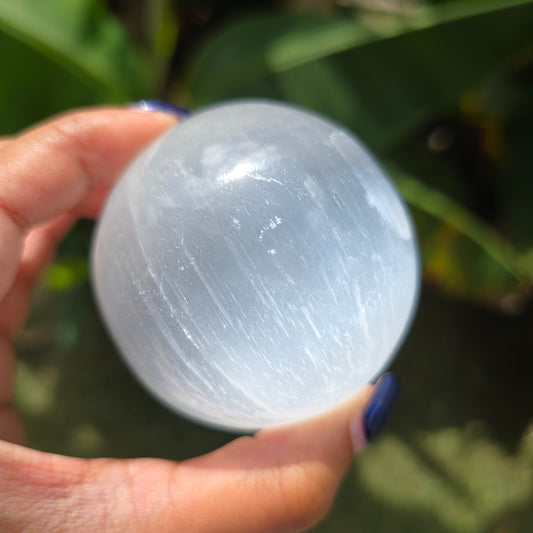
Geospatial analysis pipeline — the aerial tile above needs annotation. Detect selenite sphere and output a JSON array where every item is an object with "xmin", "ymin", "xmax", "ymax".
[{"xmin": 92, "ymin": 101, "xmax": 419, "ymax": 432}]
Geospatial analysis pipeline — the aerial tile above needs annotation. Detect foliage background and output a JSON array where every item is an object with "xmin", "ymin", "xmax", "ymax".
[{"xmin": 1, "ymin": 0, "xmax": 532, "ymax": 531}]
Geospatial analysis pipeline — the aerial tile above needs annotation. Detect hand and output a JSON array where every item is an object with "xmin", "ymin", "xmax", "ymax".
[{"xmin": 0, "ymin": 106, "xmax": 395, "ymax": 532}]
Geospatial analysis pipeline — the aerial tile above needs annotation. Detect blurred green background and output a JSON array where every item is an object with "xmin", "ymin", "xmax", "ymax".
[{"xmin": 2, "ymin": 0, "xmax": 532, "ymax": 531}]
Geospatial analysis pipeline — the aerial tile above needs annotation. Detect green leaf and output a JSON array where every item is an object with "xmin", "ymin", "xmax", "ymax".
[
  {"xmin": 394, "ymin": 173, "xmax": 532, "ymax": 302},
  {"xmin": 186, "ymin": 0, "xmax": 533, "ymax": 151},
  {"xmin": 145, "ymin": 0, "xmax": 180, "ymax": 94},
  {"xmin": 0, "ymin": 0, "xmax": 152, "ymax": 132}
]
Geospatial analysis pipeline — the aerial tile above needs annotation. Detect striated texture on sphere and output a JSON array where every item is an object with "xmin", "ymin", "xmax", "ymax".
[{"xmin": 92, "ymin": 101, "xmax": 419, "ymax": 431}]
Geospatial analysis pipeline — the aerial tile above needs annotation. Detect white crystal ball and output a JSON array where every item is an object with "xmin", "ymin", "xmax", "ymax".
[{"xmin": 92, "ymin": 101, "xmax": 419, "ymax": 432}]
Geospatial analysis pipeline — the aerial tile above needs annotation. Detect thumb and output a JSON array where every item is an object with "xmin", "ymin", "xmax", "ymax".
[{"xmin": 0, "ymin": 375, "xmax": 398, "ymax": 533}]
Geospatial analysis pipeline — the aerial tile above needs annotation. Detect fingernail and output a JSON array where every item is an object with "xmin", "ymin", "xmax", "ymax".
[
  {"xmin": 133, "ymin": 99, "xmax": 191, "ymax": 118},
  {"xmin": 363, "ymin": 373, "xmax": 399, "ymax": 442}
]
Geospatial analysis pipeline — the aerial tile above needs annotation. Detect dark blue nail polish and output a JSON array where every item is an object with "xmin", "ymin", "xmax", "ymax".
[
  {"xmin": 363, "ymin": 373, "xmax": 399, "ymax": 442},
  {"xmin": 135, "ymin": 99, "xmax": 191, "ymax": 118}
]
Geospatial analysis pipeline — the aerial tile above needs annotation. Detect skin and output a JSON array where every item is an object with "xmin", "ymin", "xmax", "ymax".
[{"xmin": 0, "ymin": 108, "xmax": 373, "ymax": 533}]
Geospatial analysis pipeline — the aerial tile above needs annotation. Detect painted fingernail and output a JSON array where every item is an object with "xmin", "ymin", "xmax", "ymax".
[
  {"xmin": 363, "ymin": 373, "xmax": 399, "ymax": 442},
  {"xmin": 133, "ymin": 99, "xmax": 191, "ymax": 118}
]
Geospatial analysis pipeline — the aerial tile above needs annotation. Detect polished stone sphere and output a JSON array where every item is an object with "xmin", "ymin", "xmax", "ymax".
[{"xmin": 92, "ymin": 101, "xmax": 419, "ymax": 432}]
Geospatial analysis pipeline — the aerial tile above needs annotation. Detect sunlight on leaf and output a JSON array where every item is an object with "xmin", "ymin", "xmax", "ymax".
[
  {"xmin": 15, "ymin": 362, "xmax": 58, "ymax": 416},
  {"xmin": 359, "ymin": 430, "xmax": 533, "ymax": 532},
  {"xmin": 45, "ymin": 257, "xmax": 89, "ymax": 291},
  {"xmin": 394, "ymin": 173, "xmax": 532, "ymax": 302}
]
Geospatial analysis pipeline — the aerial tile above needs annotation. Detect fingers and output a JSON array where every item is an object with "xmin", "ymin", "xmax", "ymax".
[
  {"xmin": 0, "ymin": 386, "xmax": 376, "ymax": 533},
  {"xmin": 0, "ymin": 107, "xmax": 178, "ymax": 225},
  {"xmin": 0, "ymin": 107, "xmax": 179, "ymax": 301}
]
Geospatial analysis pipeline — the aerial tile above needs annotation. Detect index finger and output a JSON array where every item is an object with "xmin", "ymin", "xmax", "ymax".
[{"xmin": 0, "ymin": 107, "xmax": 178, "ymax": 300}]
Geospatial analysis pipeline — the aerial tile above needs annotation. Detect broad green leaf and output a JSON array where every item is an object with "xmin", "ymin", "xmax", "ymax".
[
  {"xmin": 394, "ymin": 173, "xmax": 532, "ymax": 302},
  {"xmin": 146, "ymin": 0, "xmax": 180, "ymax": 94},
  {"xmin": 0, "ymin": 0, "xmax": 152, "ymax": 132},
  {"xmin": 186, "ymin": 0, "xmax": 533, "ymax": 151},
  {"xmin": 0, "ymin": 31, "xmax": 97, "ymax": 132}
]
